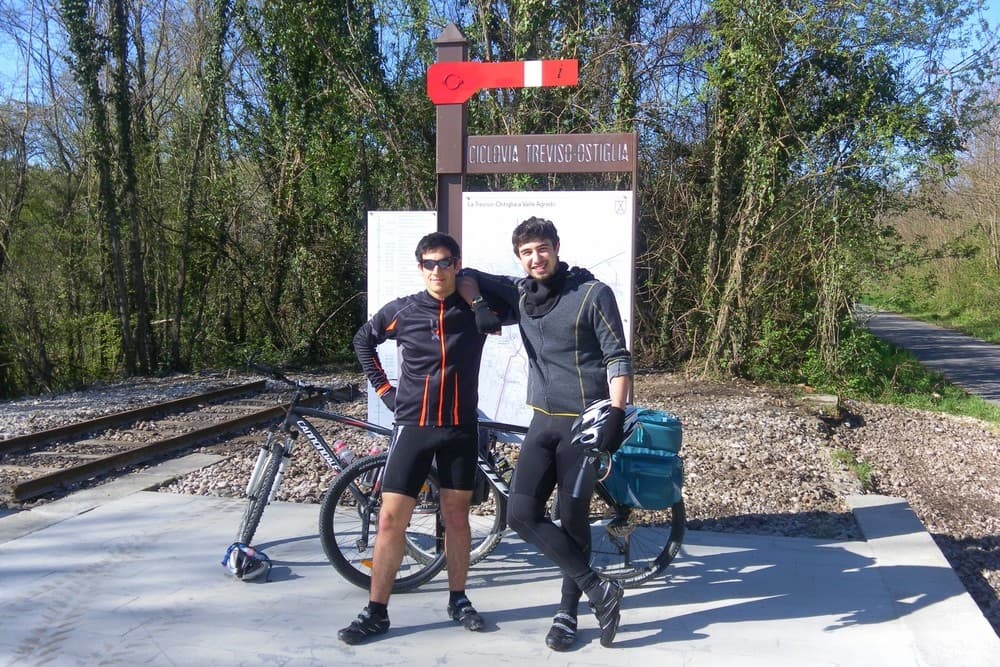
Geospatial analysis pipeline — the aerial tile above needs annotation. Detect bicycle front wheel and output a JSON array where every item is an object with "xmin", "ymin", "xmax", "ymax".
[
  {"xmin": 235, "ymin": 434, "xmax": 285, "ymax": 545},
  {"xmin": 319, "ymin": 454, "xmax": 447, "ymax": 593},
  {"xmin": 587, "ymin": 489, "xmax": 685, "ymax": 587}
]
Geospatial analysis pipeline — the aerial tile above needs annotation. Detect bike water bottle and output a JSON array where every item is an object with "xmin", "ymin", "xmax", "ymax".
[{"xmin": 333, "ymin": 440, "xmax": 356, "ymax": 466}]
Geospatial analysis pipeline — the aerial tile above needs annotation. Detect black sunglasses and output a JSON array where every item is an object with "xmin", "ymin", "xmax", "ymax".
[{"xmin": 420, "ymin": 257, "xmax": 457, "ymax": 270}]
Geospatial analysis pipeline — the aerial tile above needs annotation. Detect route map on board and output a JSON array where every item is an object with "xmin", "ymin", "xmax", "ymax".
[{"xmin": 461, "ymin": 191, "xmax": 634, "ymax": 426}]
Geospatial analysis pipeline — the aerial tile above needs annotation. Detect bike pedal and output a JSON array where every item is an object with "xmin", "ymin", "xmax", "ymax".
[
  {"xmin": 412, "ymin": 503, "xmax": 439, "ymax": 514},
  {"xmin": 607, "ymin": 516, "xmax": 633, "ymax": 538}
]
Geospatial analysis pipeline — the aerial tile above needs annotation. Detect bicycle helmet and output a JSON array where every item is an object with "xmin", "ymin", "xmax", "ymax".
[
  {"xmin": 570, "ymin": 399, "xmax": 639, "ymax": 452},
  {"xmin": 222, "ymin": 542, "xmax": 272, "ymax": 581}
]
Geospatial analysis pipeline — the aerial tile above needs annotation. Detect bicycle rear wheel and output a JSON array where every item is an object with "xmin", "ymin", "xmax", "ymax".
[
  {"xmin": 235, "ymin": 433, "xmax": 285, "ymax": 545},
  {"xmin": 468, "ymin": 481, "xmax": 506, "ymax": 566},
  {"xmin": 319, "ymin": 454, "xmax": 447, "ymax": 593},
  {"xmin": 551, "ymin": 487, "xmax": 685, "ymax": 587},
  {"xmin": 587, "ymin": 487, "xmax": 685, "ymax": 587}
]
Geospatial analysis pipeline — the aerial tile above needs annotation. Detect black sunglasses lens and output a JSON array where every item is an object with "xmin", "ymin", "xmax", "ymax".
[{"xmin": 421, "ymin": 258, "xmax": 455, "ymax": 270}]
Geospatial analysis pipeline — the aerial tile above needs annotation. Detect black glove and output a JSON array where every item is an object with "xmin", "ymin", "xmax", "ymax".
[
  {"xmin": 594, "ymin": 406, "xmax": 625, "ymax": 454},
  {"xmin": 380, "ymin": 387, "xmax": 396, "ymax": 412},
  {"xmin": 472, "ymin": 299, "xmax": 501, "ymax": 334}
]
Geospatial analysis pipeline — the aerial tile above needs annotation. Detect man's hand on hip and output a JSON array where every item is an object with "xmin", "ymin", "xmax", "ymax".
[{"xmin": 380, "ymin": 387, "xmax": 396, "ymax": 412}]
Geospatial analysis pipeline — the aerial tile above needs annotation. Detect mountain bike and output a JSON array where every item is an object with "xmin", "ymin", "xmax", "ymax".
[
  {"xmin": 319, "ymin": 418, "xmax": 686, "ymax": 591},
  {"xmin": 238, "ymin": 364, "xmax": 684, "ymax": 591},
  {"xmin": 236, "ymin": 361, "xmax": 452, "ymax": 591}
]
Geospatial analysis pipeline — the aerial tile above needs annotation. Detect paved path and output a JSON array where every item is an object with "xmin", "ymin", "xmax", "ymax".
[
  {"xmin": 859, "ymin": 307, "xmax": 1000, "ymax": 406},
  {"xmin": 1, "ymin": 455, "xmax": 999, "ymax": 666}
]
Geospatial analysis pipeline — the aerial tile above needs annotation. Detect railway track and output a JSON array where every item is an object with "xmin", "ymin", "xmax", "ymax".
[{"xmin": 0, "ymin": 380, "xmax": 356, "ymax": 504}]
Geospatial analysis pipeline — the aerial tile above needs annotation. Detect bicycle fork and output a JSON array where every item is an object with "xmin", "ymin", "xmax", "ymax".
[{"xmin": 247, "ymin": 431, "xmax": 293, "ymax": 504}]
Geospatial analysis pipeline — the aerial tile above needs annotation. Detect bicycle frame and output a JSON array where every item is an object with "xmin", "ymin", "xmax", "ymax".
[
  {"xmin": 285, "ymin": 405, "xmax": 391, "ymax": 469},
  {"xmin": 475, "ymin": 421, "xmax": 526, "ymax": 495}
]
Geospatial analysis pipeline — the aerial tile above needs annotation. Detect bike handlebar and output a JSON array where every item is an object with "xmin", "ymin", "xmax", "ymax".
[{"xmin": 245, "ymin": 355, "xmax": 345, "ymax": 398}]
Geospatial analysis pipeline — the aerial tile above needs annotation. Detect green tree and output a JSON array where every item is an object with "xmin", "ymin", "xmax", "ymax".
[{"xmin": 687, "ymin": 0, "xmax": 993, "ymax": 378}]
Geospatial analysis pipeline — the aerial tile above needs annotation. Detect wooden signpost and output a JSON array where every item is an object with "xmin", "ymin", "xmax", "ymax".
[{"xmin": 429, "ymin": 23, "xmax": 637, "ymax": 245}]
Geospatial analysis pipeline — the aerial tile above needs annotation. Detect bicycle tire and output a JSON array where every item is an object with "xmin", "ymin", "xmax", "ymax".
[
  {"xmin": 468, "ymin": 481, "xmax": 506, "ymax": 566},
  {"xmin": 552, "ymin": 489, "xmax": 685, "ymax": 587},
  {"xmin": 235, "ymin": 434, "xmax": 285, "ymax": 545},
  {"xmin": 319, "ymin": 454, "xmax": 447, "ymax": 593}
]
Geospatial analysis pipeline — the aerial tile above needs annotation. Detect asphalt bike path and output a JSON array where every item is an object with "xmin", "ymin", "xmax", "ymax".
[{"xmin": 859, "ymin": 307, "xmax": 1000, "ymax": 406}]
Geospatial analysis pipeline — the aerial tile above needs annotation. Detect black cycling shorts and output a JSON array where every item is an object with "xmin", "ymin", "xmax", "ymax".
[{"xmin": 381, "ymin": 423, "xmax": 478, "ymax": 498}]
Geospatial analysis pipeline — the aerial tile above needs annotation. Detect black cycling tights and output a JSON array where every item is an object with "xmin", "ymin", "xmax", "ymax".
[{"xmin": 506, "ymin": 412, "xmax": 600, "ymax": 600}]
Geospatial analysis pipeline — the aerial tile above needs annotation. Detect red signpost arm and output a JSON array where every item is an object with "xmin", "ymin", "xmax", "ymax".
[{"xmin": 427, "ymin": 60, "xmax": 579, "ymax": 105}]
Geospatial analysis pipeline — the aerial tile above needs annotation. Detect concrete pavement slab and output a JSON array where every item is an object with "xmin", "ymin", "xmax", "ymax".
[{"xmin": 2, "ymin": 483, "xmax": 998, "ymax": 667}]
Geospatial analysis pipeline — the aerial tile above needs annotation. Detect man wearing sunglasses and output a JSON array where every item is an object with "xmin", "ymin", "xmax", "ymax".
[
  {"xmin": 340, "ymin": 232, "xmax": 512, "ymax": 645},
  {"xmin": 456, "ymin": 217, "xmax": 633, "ymax": 651}
]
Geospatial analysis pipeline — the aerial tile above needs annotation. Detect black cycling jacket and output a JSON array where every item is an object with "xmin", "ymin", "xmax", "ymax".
[{"xmin": 354, "ymin": 291, "xmax": 503, "ymax": 426}]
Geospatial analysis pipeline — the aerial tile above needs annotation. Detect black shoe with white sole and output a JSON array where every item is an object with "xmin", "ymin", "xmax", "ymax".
[
  {"xmin": 338, "ymin": 605, "xmax": 390, "ymax": 645},
  {"xmin": 545, "ymin": 610, "xmax": 577, "ymax": 651},
  {"xmin": 448, "ymin": 597, "xmax": 485, "ymax": 631},
  {"xmin": 587, "ymin": 580, "xmax": 624, "ymax": 647}
]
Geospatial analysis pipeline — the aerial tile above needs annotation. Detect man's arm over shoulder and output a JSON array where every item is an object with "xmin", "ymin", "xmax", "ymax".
[{"xmin": 457, "ymin": 268, "xmax": 520, "ymax": 326}]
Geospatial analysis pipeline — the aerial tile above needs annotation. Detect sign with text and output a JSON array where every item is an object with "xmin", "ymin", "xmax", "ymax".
[{"xmin": 466, "ymin": 133, "xmax": 636, "ymax": 174}]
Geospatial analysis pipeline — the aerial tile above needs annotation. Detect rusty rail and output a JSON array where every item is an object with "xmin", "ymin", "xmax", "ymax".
[
  {"xmin": 11, "ymin": 383, "xmax": 358, "ymax": 502},
  {"xmin": 0, "ymin": 380, "xmax": 267, "ymax": 455}
]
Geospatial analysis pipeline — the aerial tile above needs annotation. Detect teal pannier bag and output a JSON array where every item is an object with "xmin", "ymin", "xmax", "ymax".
[{"xmin": 603, "ymin": 409, "xmax": 684, "ymax": 510}]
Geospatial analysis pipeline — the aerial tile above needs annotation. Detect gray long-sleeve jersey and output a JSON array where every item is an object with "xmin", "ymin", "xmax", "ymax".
[{"xmin": 462, "ymin": 265, "xmax": 632, "ymax": 416}]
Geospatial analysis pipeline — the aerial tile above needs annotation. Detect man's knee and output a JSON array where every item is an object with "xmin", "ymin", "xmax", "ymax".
[
  {"xmin": 439, "ymin": 488, "xmax": 472, "ymax": 527},
  {"xmin": 506, "ymin": 492, "xmax": 540, "ymax": 536},
  {"xmin": 378, "ymin": 492, "xmax": 416, "ymax": 533}
]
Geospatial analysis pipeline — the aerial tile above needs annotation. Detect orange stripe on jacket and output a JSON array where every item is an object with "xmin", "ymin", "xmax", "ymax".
[
  {"xmin": 420, "ymin": 375, "xmax": 430, "ymax": 426},
  {"xmin": 437, "ymin": 300, "xmax": 447, "ymax": 426}
]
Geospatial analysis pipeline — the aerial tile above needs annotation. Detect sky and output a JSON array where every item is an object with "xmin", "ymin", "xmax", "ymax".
[{"xmin": 0, "ymin": 2, "xmax": 998, "ymax": 95}]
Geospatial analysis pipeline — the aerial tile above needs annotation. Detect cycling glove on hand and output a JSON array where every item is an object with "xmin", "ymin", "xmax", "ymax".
[
  {"xmin": 595, "ymin": 406, "xmax": 625, "ymax": 454},
  {"xmin": 472, "ymin": 301, "xmax": 502, "ymax": 334},
  {"xmin": 380, "ymin": 387, "xmax": 397, "ymax": 412}
]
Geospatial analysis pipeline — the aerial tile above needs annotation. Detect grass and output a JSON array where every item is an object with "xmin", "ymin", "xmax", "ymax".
[
  {"xmin": 801, "ymin": 324, "xmax": 1000, "ymax": 426},
  {"xmin": 832, "ymin": 448, "xmax": 876, "ymax": 491},
  {"xmin": 862, "ymin": 231, "xmax": 999, "ymax": 345}
]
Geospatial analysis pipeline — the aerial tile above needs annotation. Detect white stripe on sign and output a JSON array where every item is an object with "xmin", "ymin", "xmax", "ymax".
[{"xmin": 524, "ymin": 60, "xmax": 543, "ymax": 87}]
